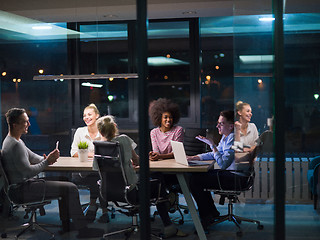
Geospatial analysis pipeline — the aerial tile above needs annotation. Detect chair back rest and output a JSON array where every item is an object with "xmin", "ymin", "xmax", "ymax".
[
  {"xmin": 70, "ymin": 128, "xmax": 77, "ymax": 143},
  {"xmin": 234, "ymin": 147, "xmax": 259, "ymax": 191},
  {"xmin": 93, "ymin": 140, "xmax": 134, "ymax": 204},
  {"xmin": 183, "ymin": 128, "xmax": 207, "ymax": 155},
  {"xmin": 0, "ymin": 150, "xmax": 10, "ymax": 197},
  {"xmin": 308, "ymin": 156, "xmax": 320, "ymax": 170},
  {"xmin": 256, "ymin": 130, "xmax": 273, "ymax": 156}
]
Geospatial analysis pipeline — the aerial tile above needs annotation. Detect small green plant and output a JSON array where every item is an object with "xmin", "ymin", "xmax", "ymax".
[{"xmin": 77, "ymin": 141, "xmax": 88, "ymax": 149}]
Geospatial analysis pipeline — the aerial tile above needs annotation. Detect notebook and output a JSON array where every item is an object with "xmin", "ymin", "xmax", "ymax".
[{"xmin": 171, "ymin": 140, "xmax": 212, "ymax": 166}]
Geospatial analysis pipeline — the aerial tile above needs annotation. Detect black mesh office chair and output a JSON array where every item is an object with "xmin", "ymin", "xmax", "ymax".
[
  {"xmin": 0, "ymin": 151, "xmax": 57, "ymax": 240},
  {"xmin": 183, "ymin": 128, "xmax": 208, "ymax": 156},
  {"xmin": 206, "ymin": 149, "xmax": 264, "ymax": 237},
  {"xmin": 93, "ymin": 140, "xmax": 164, "ymax": 239}
]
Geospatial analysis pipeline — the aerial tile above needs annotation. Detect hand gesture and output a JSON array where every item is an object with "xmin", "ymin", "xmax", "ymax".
[
  {"xmin": 234, "ymin": 121, "xmax": 241, "ymax": 132},
  {"xmin": 44, "ymin": 148, "xmax": 60, "ymax": 165},
  {"xmin": 195, "ymin": 135, "xmax": 216, "ymax": 149}
]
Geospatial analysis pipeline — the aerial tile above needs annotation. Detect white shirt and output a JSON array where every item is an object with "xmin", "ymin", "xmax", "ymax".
[
  {"xmin": 239, "ymin": 123, "xmax": 259, "ymax": 147},
  {"xmin": 70, "ymin": 126, "xmax": 102, "ymax": 156}
]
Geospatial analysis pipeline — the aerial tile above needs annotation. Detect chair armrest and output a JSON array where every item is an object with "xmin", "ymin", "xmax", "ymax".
[
  {"xmin": 7, "ymin": 178, "xmax": 47, "ymax": 205},
  {"xmin": 214, "ymin": 169, "xmax": 254, "ymax": 191},
  {"xmin": 137, "ymin": 179, "xmax": 164, "ymax": 205}
]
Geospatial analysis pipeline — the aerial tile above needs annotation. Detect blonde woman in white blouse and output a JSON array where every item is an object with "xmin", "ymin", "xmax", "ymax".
[
  {"xmin": 234, "ymin": 101, "xmax": 259, "ymax": 152},
  {"xmin": 70, "ymin": 104, "xmax": 109, "ymax": 223}
]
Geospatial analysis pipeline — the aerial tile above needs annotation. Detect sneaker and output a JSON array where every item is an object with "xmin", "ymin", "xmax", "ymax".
[
  {"xmin": 97, "ymin": 212, "xmax": 110, "ymax": 223},
  {"xmin": 84, "ymin": 204, "xmax": 98, "ymax": 223},
  {"xmin": 163, "ymin": 224, "xmax": 188, "ymax": 238}
]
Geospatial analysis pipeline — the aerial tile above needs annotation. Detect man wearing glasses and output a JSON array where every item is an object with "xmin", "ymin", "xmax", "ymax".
[{"xmin": 187, "ymin": 110, "xmax": 237, "ymax": 232}]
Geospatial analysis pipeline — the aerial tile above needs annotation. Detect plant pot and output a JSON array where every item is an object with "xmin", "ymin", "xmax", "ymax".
[{"xmin": 78, "ymin": 149, "xmax": 88, "ymax": 162}]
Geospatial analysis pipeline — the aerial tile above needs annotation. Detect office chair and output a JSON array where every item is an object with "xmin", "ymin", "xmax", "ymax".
[
  {"xmin": 256, "ymin": 130, "xmax": 274, "ymax": 157},
  {"xmin": 93, "ymin": 140, "xmax": 164, "ymax": 239},
  {"xmin": 206, "ymin": 150, "xmax": 263, "ymax": 237},
  {"xmin": 183, "ymin": 128, "xmax": 208, "ymax": 156},
  {"xmin": 0, "ymin": 151, "xmax": 57, "ymax": 240},
  {"xmin": 307, "ymin": 156, "xmax": 320, "ymax": 209}
]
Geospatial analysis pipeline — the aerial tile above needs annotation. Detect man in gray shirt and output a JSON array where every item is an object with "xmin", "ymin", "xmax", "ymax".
[{"xmin": 1, "ymin": 108, "xmax": 103, "ymax": 237}]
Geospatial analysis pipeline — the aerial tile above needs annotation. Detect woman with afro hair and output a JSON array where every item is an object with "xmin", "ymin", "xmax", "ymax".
[{"xmin": 149, "ymin": 98, "xmax": 184, "ymax": 161}]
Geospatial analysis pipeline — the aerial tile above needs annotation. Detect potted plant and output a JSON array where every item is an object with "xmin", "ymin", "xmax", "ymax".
[{"xmin": 78, "ymin": 141, "xmax": 89, "ymax": 162}]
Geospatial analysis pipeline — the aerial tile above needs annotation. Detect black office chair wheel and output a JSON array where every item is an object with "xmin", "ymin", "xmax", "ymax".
[
  {"xmin": 124, "ymin": 230, "xmax": 132, "ymax": 240},
  {"xmin": 183, "ymin": 209, "xmax": 189, "ymax": 214},
  {"xmin": 258, "ymin": 224, "xmax": 264, "ymax": 230},
  {"xmin": 178, "ymin": 219, "xmax": 184, "ymax": 225},
  {"xmin": 236, "ymin": 231, "xmax": 243, "ymax": 237},
  {"xmin": 1, "ymin": 232, "xmax": 7, "ymax": 238}
]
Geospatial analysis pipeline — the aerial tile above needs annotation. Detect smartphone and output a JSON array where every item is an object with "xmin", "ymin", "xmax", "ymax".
[{"xmin": 56, "ymin": 141, "xmax": 59, "ymax": 149}]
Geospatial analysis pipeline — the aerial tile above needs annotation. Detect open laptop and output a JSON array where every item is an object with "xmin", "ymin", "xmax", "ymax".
[{"xmin": 171, "ymin": 140, "xmax": 212, "ymax": 166}]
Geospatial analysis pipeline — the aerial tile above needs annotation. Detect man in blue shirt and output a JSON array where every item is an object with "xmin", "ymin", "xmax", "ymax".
[{"xmin": 188, "ymin": 110, "xmax": 246, "ymax": 231}]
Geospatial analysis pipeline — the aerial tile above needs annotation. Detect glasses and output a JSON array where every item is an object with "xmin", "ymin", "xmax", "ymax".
[{"xmin": 216, "ymin": 121, "xmax": 225, "ymax": 127}]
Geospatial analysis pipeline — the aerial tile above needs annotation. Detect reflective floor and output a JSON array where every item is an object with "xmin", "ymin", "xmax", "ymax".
[{"xmin": 1, "ymin": 190, "xmax": 320, "ymax": 240}]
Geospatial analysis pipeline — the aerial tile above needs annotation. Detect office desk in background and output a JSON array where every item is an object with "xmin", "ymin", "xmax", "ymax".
[{"xmin": 47, "ymin": 157, "xmax": 212, "ymax": 240}]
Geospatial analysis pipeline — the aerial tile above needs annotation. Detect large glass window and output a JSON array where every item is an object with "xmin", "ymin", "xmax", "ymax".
[
  {"xmin": 79, "ymin": 78, "xmax": 130, "ymax": 118},
  {"xmin": 200, "ymin": 17, "xmax": 234, "ymax": 127},
  {"xmin": 79, "ymin": 23, "xmax": 129, "ymax": 75},
  {"xmin": 76, "ymin": 22, "xmax": 137, "ymax": 128},
  {"xmin": 283, "ymin": 13, "xmax": 320, "ymax": 153},
  {"xmin": 0, "ymin": 20, "xmax": 72, "ymax": 155},
  {"xmin": 148, "ymin": 20, "xmax": 198, "ymax": 126}
]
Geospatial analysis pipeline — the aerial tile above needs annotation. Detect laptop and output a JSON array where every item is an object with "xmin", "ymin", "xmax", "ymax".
[{"xmin": 171, "ymin": 140, "xmax": 212, "ymax": 166}]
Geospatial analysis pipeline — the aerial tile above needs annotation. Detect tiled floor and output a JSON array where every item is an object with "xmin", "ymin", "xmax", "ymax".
[{"xmin": 1, "ymin": 190, "xmax": 320, "ymax": 240}]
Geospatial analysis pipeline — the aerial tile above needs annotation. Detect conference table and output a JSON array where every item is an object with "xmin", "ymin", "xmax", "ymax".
[{"xmin": 46, "ymin": 157, "xmax": 214, "ymax": 240}]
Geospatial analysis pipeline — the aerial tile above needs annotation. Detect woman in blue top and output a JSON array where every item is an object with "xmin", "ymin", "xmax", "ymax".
[{"xmin": 188, "ymin": 110, "xmax": 250, "ymax": 231}]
